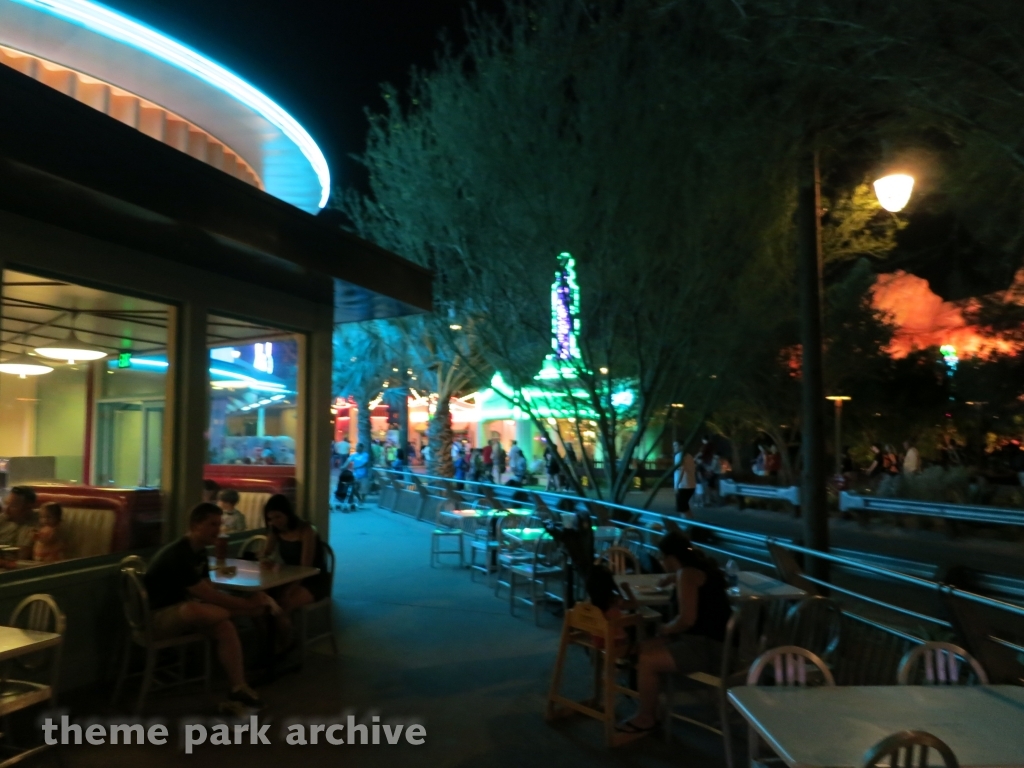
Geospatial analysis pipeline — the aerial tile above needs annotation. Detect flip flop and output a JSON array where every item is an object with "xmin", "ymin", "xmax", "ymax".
[{"xmin": 616, "ymin": 720, "xmax": 658, "ymax": 734}]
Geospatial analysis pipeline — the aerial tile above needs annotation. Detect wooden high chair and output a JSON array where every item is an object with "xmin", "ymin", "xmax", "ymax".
[{"xmin": 545, "ymin": 601, "xmax": 647, "ymax": 747}]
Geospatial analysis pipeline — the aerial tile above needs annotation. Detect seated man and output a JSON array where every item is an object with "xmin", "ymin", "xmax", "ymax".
[
  {"xmin": 0, "ymin": 487, "xmax": 38, "ymax": 560},
  {"xmin": 143, "ymin": 502, "xmax": 272, "ymax": 709}
]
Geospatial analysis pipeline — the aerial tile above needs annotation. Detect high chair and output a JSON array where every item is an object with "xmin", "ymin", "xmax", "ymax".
[{"xmin": 545, "ymin": 601, "xmax": 646, "ymax": 747}]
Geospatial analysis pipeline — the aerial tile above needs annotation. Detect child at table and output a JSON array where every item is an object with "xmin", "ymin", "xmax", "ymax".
[
  {"xmin": 33, "ymin": 503, "xmax": 65, "ymax": 563},
  {"xmin": 217, "ymin": 489, "xmax": 247, "ymax": 534}
]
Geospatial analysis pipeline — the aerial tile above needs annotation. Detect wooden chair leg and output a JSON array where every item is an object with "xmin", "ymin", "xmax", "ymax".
[
  {"xmin": 545, "ymin": 617, "xmax": 572, "ymax": 720},
  {"xmin": 135, "ymin": 649, "xmax": 156, "ymax": 715},
  {"xmin": 603, "ymin": 646, "xmax": 617, "ymax": 746},
  {"xmin": 203, "ymin": 640, "xmax": 212, "ymax": 694},
  {"xmin": 112, "ymin": 635, "xmax": 131, "ymax": 706}
]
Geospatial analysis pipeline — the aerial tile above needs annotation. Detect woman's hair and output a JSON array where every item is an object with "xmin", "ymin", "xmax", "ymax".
[
  {"xmin": 264, "ymin": 494, "xmax": 302, "ymax": 530},
  {"xmin": 41, "ymin": 502, "xmax": 62, "ymax": 523},
  {"xmin": 586, "ymin": 565, "xmax": 621, "ymax": 612},
  {"xmin": 658, "ymin": 531, "xmax": 694, "ymax": 561}
]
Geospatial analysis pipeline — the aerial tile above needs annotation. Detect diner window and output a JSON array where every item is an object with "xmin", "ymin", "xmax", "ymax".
[
  {"xmin": 205, "ymin": 315, "xmax": 302, "ymax": 533},
  {"xmin": 0, "ymin": 269, "xmax": 169, "ymax": 564}
]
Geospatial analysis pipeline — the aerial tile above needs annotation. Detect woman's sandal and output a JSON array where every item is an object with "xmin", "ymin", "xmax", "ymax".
[{"xmin": 616, "ymin": 720, "xmax": 659, "ymax": 734}]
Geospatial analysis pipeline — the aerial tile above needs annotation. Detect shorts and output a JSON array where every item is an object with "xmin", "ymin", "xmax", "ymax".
[
  {"xmin": 150, "ymin": 602, "xmax": 194, "ymax": 640},
  {"xmin": 667, "ymin": 634, "xmax": 723, "ymax": 675}
]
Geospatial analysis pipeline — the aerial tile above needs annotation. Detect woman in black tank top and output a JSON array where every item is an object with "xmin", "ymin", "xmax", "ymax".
[
  {"xmin": 618, "ymin": 531, "xmax": 730, "ymax": 734},
  {"xmin": 263, "ymin": 494, "xmax": 330, "ymax": 653}
]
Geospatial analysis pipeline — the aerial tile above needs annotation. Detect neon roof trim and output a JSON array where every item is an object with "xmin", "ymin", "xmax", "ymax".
[{"xmin": 9, "ymin": 0, "xmax": 330, "ymax": 208}]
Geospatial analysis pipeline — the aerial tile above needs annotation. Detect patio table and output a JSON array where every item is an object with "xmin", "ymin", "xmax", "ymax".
[
  {"xmin": 208, "ymin": 557, "xmax": 319, "ymax": 592},
  {"xmin": 617, "ymin": 570, "xmax": 805, "ymax": 608},
  {"xmin": 0, "ymin": 625, "xmax": 61, "ymax": 663},
  {"xmin": 728, "ymin": 684, "xmax": 1024, "ymax": 768}
]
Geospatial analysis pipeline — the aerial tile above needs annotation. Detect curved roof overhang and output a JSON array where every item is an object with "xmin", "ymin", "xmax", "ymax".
[{"xmin": 0, "ymin": 0, "xmax": 329, "ymax": 213}]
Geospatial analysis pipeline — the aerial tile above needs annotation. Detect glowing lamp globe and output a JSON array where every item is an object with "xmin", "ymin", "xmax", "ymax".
[
  {"xmin": 0, "ymin": 355, "xmax": 54, "ymax": 378},
  {"xmin": 35, "ymin": 331, "xmax": 108, "ymax": 364},
  {"xmin": 873, "ymin": 174, "xmax": 914, "ymax": 213}
]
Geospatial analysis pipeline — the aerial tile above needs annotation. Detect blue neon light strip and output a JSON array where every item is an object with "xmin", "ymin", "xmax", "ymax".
[{"xmin": 10, "ymin": 0, "xmax": 330, "ymax": 208}]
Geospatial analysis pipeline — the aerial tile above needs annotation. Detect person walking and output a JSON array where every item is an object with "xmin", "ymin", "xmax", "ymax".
[
  {"xmin": 345, "ymin": 443, "xmax": 371, "ymax": 504},
  {"xmin": 493, "ymin": 440, "xmax": 506, "ymax": 483},
  {"xmin": 673, "ymin": 441, "xmax": 697, "ymax": 517},
  {"xmin": 482, "ymin": 441, "xmax": 493, "ymax": 479},
  {"xmin": 902, "ymin": 440, "xmax": 921, "ymax": 475}
]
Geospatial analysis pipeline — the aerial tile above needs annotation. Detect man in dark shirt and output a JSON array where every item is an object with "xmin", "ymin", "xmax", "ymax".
[{"xmin": 144, "ymin": 502, "xmax": 271, "ymax": 709}]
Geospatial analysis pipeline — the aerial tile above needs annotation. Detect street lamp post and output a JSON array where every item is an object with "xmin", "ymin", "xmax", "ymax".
[
  {"xmin": 826, "ymin": 396, "xmax": 851, "ymax": 475},
  {"xmin": 797, "ymin": 163, "xmax": 913, "ymax": 581}
]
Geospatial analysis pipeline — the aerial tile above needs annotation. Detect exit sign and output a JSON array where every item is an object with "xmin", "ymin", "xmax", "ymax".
[{"xmin": 117, "ymin": 352, "xmax": 132, "ymax": 369}]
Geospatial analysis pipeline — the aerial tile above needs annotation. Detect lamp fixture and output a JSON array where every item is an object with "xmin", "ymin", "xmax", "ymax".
[
  {"xmin": 873, "ymin": 174, "xmax": 914, "ymax": 213},
  {"xmin": 35, "ymin": 329, "xmax": 108, "ymax": 364},
  {"xmin": 0, "ymin": 354, "xmax": 54, "ymax": 378}
]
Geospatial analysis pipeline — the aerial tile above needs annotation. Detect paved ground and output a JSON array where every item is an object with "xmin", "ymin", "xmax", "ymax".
[{"xmin": 43, "ymin": 504, "xmax": 725, "ymax": 768}]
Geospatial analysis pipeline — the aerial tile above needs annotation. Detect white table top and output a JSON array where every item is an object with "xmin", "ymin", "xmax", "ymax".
[
  {"xmin": 728, "ymin": 685, "xmax": 1024, "ymax": 768},
  {"xmin": 208, "ymin": 557, "xmax": 319, "ymax": 592},
  {"xmin": 617, "ymin": 570, "xmax": 804, "ymax": 607},
  {"xmin": 733, "ymin": 569, "xmax": 806, "ymax": 600},
  {"xmin": 0, "ymin": 625, "xmax": 61, "ymax": 662}
]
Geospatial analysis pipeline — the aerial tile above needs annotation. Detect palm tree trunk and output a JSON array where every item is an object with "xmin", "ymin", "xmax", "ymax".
[
  {"xmin": 358, "ymin": 396, "xmax": 373, "ymax": 455},
  {"xmin": 428, "ymin": 396, "xmax": 454, "ymax": 477},
  {"xmin": 396, "ymin": 388, "xmax": 409, "ymax": 460}
]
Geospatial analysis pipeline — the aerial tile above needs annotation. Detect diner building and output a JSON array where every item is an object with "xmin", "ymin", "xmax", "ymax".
[{"xmin": 0, "ymin": 0, "xmax": 429, "ymax": 689}]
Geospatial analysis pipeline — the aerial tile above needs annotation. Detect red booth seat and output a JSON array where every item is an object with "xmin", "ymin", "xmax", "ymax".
[{"xmin": 28, "ymin": 485, "xmax": 162, "ymax": 552}]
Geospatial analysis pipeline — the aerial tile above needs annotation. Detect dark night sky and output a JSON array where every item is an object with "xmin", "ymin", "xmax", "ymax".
[{"xmin": 102, "ymin": 0, "xmax": 500, "ymax": 200}]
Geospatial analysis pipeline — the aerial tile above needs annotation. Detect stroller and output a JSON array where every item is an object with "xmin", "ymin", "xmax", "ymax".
[{"xmin": 334, "ymin": 468, "xmax": 359, "ymax": 512}]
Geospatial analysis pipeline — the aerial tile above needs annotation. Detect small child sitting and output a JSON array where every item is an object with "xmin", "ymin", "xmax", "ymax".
[
  {"xmin": 585, "ymin": 565, "xmax": 634, "ymax": 652},
  {"xmin": 217, "ymin": 489, "xmax": 247, "ymax": 534},
  {"xmin": 33, "ymin": 502, "xmax": 66, "ymax": 563}
]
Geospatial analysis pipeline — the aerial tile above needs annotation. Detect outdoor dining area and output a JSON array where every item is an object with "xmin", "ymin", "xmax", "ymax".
[{"xmin": 407, "ymin": 472, "xmax": 1024, "ymax": 768}]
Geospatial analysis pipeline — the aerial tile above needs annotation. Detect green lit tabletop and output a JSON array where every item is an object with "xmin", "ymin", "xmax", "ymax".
[{"xmin": 502, "ymin": 527, "xmax": 548, "ymax": 545}]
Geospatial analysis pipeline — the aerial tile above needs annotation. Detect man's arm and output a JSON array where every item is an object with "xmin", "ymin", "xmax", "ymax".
[{"xmin": 187, "ymin": 579, "xmax": 269, "ymax": 616}]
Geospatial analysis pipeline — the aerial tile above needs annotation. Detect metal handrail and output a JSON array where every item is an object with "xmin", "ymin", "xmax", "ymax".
[{"xmin": 372, "ymin": 467, "xmax": 1024, "ymax": 628}]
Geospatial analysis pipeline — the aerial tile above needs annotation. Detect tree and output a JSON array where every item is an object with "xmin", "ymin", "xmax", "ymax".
[
  {"xmin": 345, "ymin": 0, "xmax": 799, "ymax": 502},
  {"xmin": 332, "ymin": 321, "xmax": 403, "ymax": 452}
]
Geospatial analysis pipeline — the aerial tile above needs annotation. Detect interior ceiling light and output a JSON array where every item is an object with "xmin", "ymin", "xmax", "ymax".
[
  {"xmin": 0, "ymin": 354, "xmax": 54, "ymax": 378},
  {"xmin": 35, "ymin": 330, "xmax": 108, "ymax": 364}
]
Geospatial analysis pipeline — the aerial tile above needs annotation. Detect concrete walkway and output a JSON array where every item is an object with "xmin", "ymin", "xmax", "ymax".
[{"xmin": 47, "ymin": 504, "xmax": 726, "ymax": 768}]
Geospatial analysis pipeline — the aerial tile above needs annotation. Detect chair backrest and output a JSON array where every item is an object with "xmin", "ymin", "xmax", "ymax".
[
  {"xmin": 722, "ymin": 597, "xmax": 784, "ymax": 684},
  {"xmin": 8, "ymin": 594, "xmax": 66, "ymax": 671},
  {"xmin": 238, "ymin": 534, "xmax": 268, "ymax": 559},
  {"xmin": 785, "ymin": 596, "xmax": 842, "ymax": 661},
  {"xmin": 896, "ymin": 641, "xmax": 989, "ymax": 686},
  {"xmin": 861, "ymin": 730, "xmax": 960, "ymax": 768},
  {"xmin": 596, "ymin": 546, "xmax": 639, "ymax": 576},
  {"xmin": 119, "ymin": 554, "xmax": 148, "ymax": 576},
  {"xmin": 747, "ymin": 645, "xmax": 836, "ymax": 687},
  {"xmin": 532, "ymin": 532, "xmax": 562, "ymax": 569},
  {"xmin": 117, "ymin": 566, "xmax": 152, "ymax": 639},
  {"xmin": 321, "ymin": 541, "xmax": 335, "ymax": 580},
  {"xmin": 236, "ymin": 492, "xmax": 272, "ymax": 531}
]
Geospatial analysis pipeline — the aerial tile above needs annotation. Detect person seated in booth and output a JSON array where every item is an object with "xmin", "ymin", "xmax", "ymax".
[
  {"xmin": 261, "ymin": 494, "xmax": 329, "ymax": 654},
  {"xmin": 202, "ymin": 479, "xmax": 220, "ymax": 504},
  {"xmin": 618, "ymin": 531, "xmax": 731, "ymax": 735},
  {"xmin": 33, "ymin": 502, "xmax": 65, "ymax": 563},
  {"xmin": 217, "ymin": 489, "xmax": 247, "ymax": 534},
  {"xmin": 0, "ymin": 487, "xmax": 38, "ymax": 560},
  {"xmin": 143, "ymin": 502, "xmax": 273, "ymax": 710}
]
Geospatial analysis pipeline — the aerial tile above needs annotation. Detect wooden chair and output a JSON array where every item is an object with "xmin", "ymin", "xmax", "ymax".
[
  {"xmin": 784, "ymin": 596, "xmax": 842, "ymax": 664},
  {"xmin": 111, "ymin": 567, "xmax": 211, "ymax": 713},
  {"xmin": 509, "ymin": 532, "xmax": 564, "ymax": 625},
  {"xmin": 296, "ymin": 542, "xmax": 339, "ymax": 665},
  {"xmin": 596, "ymin": 546, "xmax": 639, "ymax": 576},
  {"xmin": 545, "ymin": 602, "xmax": 645, "ymax": 747},
  {"xmin": 747, "ymin": 645, "xmax": 834, "ymax": 767},
  {"xmin": 237, "ymin": 534, "xmax": 267, "ymax": 560},
  {"xmin": 897, "ymin": 641, "xmax": 988, "ymax": 686},
  {"xmin": 861, "ymin": 730, "xmax": 959, "ymax": 768}
]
